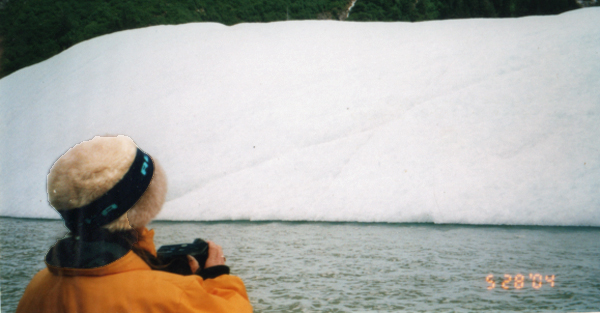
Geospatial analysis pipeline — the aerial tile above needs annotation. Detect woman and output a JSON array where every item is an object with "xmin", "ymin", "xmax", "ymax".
[{"xmin": 16, "ymin": 136, "xmax": 252, "ymax": 313}]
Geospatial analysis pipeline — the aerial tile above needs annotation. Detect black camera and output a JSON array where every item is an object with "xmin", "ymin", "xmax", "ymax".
[{"xmin": 157, "ymin": 238, "xmax": 209, "ymax": 275}]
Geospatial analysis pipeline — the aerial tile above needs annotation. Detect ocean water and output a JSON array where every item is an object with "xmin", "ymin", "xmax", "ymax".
[{"xmin": 2, "ymin": 217, "xmax": 599, "ymax": 312}]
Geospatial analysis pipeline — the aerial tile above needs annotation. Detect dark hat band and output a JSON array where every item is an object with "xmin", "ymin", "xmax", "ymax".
[{"xmin": 58, "ymin": 148, "xmax": 154, "ymax": 234}]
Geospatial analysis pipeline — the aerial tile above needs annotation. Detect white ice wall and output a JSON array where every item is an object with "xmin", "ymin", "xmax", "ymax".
[{"xmin": 1, "ymin": 8, "xmax": 599, "ymax": 226}]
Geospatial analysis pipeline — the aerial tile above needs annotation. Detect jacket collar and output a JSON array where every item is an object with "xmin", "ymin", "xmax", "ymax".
[
  {"xmin": 45, "ymin": 229, "xmax": 151, "ymax": 276},
  {"xmin": 46, "ymin": 236, "xmax": 130, "ymax": 268}
]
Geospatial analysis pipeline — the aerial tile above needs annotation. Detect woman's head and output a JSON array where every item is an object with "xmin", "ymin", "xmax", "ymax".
[{"xmin": 48, "ymin": 136, "xmax": 167, "ymax": 232}]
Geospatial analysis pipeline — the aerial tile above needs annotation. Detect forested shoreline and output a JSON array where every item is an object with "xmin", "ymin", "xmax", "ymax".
[{"xmin": 0, "ymin": 0, "xmax": 586, "ymax": 78}]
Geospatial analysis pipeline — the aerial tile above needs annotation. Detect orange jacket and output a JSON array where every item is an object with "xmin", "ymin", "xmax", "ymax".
[{"xmin": 16, "ymin": 228, "xmax": 253, "ymax": 313}]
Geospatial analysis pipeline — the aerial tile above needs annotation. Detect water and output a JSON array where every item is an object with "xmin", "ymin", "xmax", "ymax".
[{"xmin": 1, "ymin": 217, "xmax": 599, "ymax": 312}]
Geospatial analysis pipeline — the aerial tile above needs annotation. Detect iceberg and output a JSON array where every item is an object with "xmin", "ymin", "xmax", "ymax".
[{"xmin": 1, "ymin": 8, "xmax": 599, "ymax": 226}]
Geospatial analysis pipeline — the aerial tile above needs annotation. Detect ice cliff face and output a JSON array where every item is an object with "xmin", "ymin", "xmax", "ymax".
[{"xmin": 1, "ymin": 8, "xmax": 599, "ymax": 226}]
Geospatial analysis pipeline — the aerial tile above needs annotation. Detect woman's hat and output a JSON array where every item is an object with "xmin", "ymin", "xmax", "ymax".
[{"xmin": 48, "ymin": 136, "xmax": 167, "ymax": 233}]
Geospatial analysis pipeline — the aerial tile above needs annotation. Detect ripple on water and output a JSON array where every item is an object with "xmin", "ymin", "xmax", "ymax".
[{"xmin": 2, "ymin": 219, "xmax": 599, "ymax": 312}]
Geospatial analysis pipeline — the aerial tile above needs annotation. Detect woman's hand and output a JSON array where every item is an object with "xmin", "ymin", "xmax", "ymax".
[
  {"xmin": 187, "ymin": 241, "xmax": 226, "ymax": 273},
  {"xmin": 204, "ymin": 241, "xmax": 226, "ymax": 268},
  {"xmin": 187, "ymin": 255, "xmax": 200, "ymax": 273}
]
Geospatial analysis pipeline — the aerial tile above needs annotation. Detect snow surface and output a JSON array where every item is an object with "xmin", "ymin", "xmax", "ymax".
[{"xmin": 1, "ymin": 8, "xmax": 599, "ymax": 226}]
